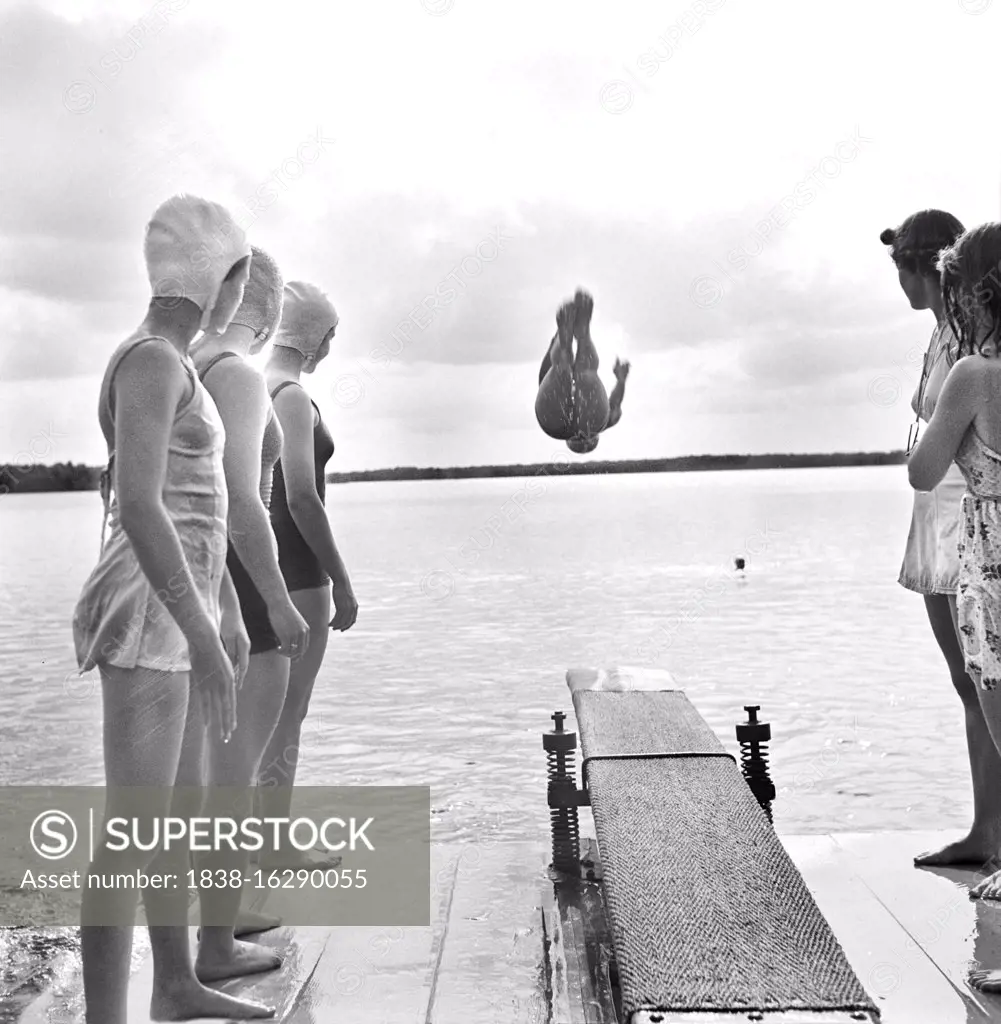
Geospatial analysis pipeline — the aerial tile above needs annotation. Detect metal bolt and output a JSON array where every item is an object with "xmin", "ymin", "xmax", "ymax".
[
  {"xmin": 744, "ymin": 705, "xmax": 760, "ymax": 723},
  {"xmin": 552, "ymin": 711, "xmax": 565, "ymax": 731}
]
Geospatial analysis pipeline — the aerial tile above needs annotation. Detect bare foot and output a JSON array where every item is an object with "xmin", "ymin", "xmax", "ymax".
[
  {"xmin": 197, "ymin": 909, "xmax": 283, "ymax": 941},
  {"xmin": 970, "ymin": 968, "xmax": 1001, "ymax": 992},
  {"xmin": 970, "ymin": 867, "xmax": 1001, "ymax": 901},
  {"xmin": 150, "ymin": 981, "xmax": 275, "ymax": 1020},
  {"xmin": 196, "ymin": 939, "xmax": 283, "ymax": 983},
  {"xmin": 573, "ymin": 288, "xmax": 593, "ymax": 339},
  {"xmin": 235, "ymin": 909, "xmax": 283, "ymax": 937},
  {"xmin": 258, "ymin": 849, "xmax": 343, "ymax": 871},
  {"xmin": 556, "ymin": 298, "xmax": 575, "ymax": 354},
  {"xmin": 914, "ymin": 834, "xmax": 999, "ymax": 868}
]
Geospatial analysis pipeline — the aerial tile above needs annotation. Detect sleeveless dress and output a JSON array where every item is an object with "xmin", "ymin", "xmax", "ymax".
[
  {"xmin": 197, "ymin": 351, "xmax": 284, "ymax": 655},
  {"xmin": 269, "ymin": 381, "xmax": 335, "ymax": 592},
  {"xmin": 898, "ymin": 321, "xmax": 966, "ymax": 594},
  {"xmin": 72, "ymin": 335, "xmax": 229, "ymax": 674},
  {"xmin": 955, "ymin": 428, "xmax": 1001, "ymax": 691}
]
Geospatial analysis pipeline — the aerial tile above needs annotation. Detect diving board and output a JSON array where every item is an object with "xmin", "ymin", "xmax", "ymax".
[{"xmin": 565, "ymin": 666, "xmax": 880, "ymax": 1023}]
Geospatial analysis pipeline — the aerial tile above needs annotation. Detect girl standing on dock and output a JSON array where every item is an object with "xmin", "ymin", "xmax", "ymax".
[
  {"xmin": 907, "ymin": 223, "xmax": 1001, "ymax": 981},
  {"xmin": 71, "ymin": 195, "xmax": 275, "ymax": 1022},
  {"xmin": 258, "ymin": 281, "xmax": 358, "ymax": 868},
  {"xmin": 882, "ymin": 211, "xmax": 1001, "ymax": 868},
  {"xmin": 144, "ymin": 247, "xmax": 312, "ymax": 1009}
]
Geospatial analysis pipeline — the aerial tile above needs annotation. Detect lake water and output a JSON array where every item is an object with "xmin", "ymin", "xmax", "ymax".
[{"xmin": 0, "ymin": 466, "xmax": 978, "ymax": 1016}]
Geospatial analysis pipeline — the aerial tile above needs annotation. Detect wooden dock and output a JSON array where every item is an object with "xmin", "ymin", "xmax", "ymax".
[{"xmin": 18, "ymin": 830, "xmax": 1001, "ymax": 1023}]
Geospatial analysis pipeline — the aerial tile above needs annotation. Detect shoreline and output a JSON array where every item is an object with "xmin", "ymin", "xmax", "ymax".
[{"xmin": 0, "ymin": 450, "xmax": 905, "ymax": 493}]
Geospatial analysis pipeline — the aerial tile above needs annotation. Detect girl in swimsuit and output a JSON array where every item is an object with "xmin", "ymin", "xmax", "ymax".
[
  {"xmin": 535, "ymin": 289, "xmax": 629, "ymax": 453},
  {"xmin": 259, "ymin": 281, "xmax": 358, "ymax": 869},
  {"xmin": 146, "ymin": 248, "xmax": 312, "ymax": 1006},
  {"xmin": 882, "ymin": 211, "xmax": 1001, "ymax": 870},
  {"xmin": 907, "ymin": 222, "xmax": 1001, "ymax": 992},
  {"xmin": 71, "ymin": 195, "xmax": 271, "ymax": 1023}
]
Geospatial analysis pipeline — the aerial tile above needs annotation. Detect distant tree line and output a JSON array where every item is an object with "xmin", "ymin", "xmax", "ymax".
[
  {"xmin": 324, "ymin": 450, "xmax": 907, "ymax": 484},
  {"xmin": 0, "ymin": 462, "xmax": 102, "ymax": 495},
  {"xmin": 0, "ymin": 451, "xmax": 906, "ymax": 493}
]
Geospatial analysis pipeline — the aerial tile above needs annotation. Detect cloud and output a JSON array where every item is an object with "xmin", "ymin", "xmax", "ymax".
[{"xmin": 0, "ymin": 0, "xmax": 953, "ymax": 420}]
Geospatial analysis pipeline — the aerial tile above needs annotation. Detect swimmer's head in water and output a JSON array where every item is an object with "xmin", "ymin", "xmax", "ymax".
[
  {"xmin": 881, "ymin": 209, "xmax": 964, "ymax": 311},
  {"xmin": 231, "ymin": 247, "xmax": 284, "ymax": 354},
  {"xmin": 940, "ymin": 222, "xmax": 1001, "ymax": 358},
  {"xmin": 144, "ymin": 194, "xmax": 251, "ymax": 333},
  {"xmin": 567, "ymin": 435, "xmax": 599, "ymax": 454},
  {"xmin": 274, "ymin": 281, "xmax": 339, "ymax": 372}
]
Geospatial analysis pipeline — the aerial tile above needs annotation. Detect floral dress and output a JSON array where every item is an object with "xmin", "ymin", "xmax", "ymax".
[{"xmin": 955, "ymin": 428, "xmax": 1001, "ymax": 690}]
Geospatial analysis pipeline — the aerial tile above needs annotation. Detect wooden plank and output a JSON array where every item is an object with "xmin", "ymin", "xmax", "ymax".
[
  {"xmin": 781, "ymin": 833, "xmax": 994, "ymax": 1024},
  {"xmin": 539, "ymin": 838, "xmax": 617, "ymax": 1022},
  {"xmin": 122, "ymin": 925, "xmax": 330, "ymax": 1023},
  {"xmin": 283, "ymin": 843, "xmax": 460, "ymax": 1023},
  {"xmin": 542, "ymin": 880, "xmax": 588, "ymax": 1024},
  {"xmin": 826, "ymin": 831, "xmax": 1001, "ymax": 1023},
  {"xmin": 566, "ymin": 665, "xmax": 678, "ymax": 694},
  {"xmin": 427, "ymin": 841, "xmax": 550, "ymax": 1024},
  {"xmin": 574, "ymin": 837, "xmax": 618, "ymax": 1020}
]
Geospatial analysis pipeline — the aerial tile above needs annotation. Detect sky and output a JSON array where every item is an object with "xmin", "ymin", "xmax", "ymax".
[{"xmin": 1, "ymin": 0, "xmax": 999, "ymax": 471}]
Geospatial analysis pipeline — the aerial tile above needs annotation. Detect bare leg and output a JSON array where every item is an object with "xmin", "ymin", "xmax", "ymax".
[
  {"xmin": 194, "ymin": 649, "xmax": 289, "ymax": 981},
  {"xmin": 964, "ymin": 662, "xmax": 1001, "ymax": 899},
  {"xmin": 145, "ymin": 698, "xmax": 275, "ymax": 1020},
  {"xmin": 535, "ymin": 303, "xmax": 575, "ymax": 437},
  {"xmin": 915, "ymin": 594, "xmax": 1001, "ymax": 869},
  {"xmin": 570, "ymin": 289, "xmax": 609, "ymax": 438},
  {"xmin": 81, "ymin": 666, "xmax": 190, "ymax": 1024},
  {"xmin": 258, "ymin": 585, "xmax": 339, "ymax": 870},
  {"xmin": 535, "ymin": 301, "xmax": 577, "ymax": 440},
  {"xmin": 572, "ymin": 290, "xmax": 599, "ymax": 374},
  {"xmin": 538, "ymin": 345, "xmax": 553, "ymax": 387}
]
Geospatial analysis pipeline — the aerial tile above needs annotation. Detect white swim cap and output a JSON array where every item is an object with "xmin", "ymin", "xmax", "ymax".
[
  {"xmin": 231, "ymin": 246, "xmax": 284, "ymax": 348},
  {"xmin": 274, "ymin": 281, "xmax": 338, "ymax": 361},
  {"xmin": 144, "ymin": 194, "xmax": 251, "ymax": 331}
]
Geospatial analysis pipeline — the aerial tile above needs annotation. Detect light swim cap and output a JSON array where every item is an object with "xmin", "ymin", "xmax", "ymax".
[
  {"xmin": 274, "ymin": 281, "xmax": 338, "ymax": 362},
  {"xmin": 231, "ymin": 246, "xmax": 284, "ymax": 348},
  {"xmin": 144, "ymin": 194, "xmax": 251, "ymax": 331},
  {"xmin": 567, "ymin": 435, "xmax": 599, "ymax": 453}
]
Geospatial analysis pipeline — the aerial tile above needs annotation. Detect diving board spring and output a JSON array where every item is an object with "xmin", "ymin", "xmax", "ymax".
[
  {"xmin": 736, "ymin": 705, "xmax": 777, "ymax": 822},
  {"xmin": 544, "ymin": 711, "xmax": 581, "ymax": 873}
]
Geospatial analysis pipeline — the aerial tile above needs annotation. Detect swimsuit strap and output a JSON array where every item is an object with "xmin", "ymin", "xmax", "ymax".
[
  {"xmin": 269, "ymin": 379, "xmax": 300, "ymax": 401},
  {"xmin": 205, "ymin": 351, "xmax": 278, "ymax": 427},
  {"xmin": 99, "ymin": 336, "xmax": 195, "ymax": 554},
  {"xmin": 270, "ymin": 379, "xmax": 321, "ymax": 421},
  {"xmin": 198, "ymin": 349, "xmax": 240, "ymax": 381}
]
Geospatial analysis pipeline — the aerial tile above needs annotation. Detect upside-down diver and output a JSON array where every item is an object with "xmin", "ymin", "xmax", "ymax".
[{"xmin": 535, "ymin": 289, "xmax": 629, "ymax": 453}]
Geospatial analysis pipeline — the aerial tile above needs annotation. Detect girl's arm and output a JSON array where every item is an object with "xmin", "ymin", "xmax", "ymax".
[
  {"xmin": 908, "ymin": 356, "xmax": 980, "ymax": 492},
  {"xmin": 218, "ymin": 566, "xmax": 250, "ymax": 685},
  {"xmin": 605, "ymin": 360, "xmax": 630, "ymax": 429},
  {"xmin": 272, "ymin": 385, "xmax": 353, "ymax": 589},
  {"xmin": 211, "ymin": 365, "xmax": 300, "ymax": 600},
  {"xmin": 210, "ymin": 362, "xmax": 308, "ymax": 656},
  {"xmin": 113, "ymin": 342, "xmax": 222, "ymax": 649}
]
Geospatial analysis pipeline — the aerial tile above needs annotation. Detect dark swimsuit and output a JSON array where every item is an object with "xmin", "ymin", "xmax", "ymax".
[
  {"xmin": 269, "ymin": 380, "xmax": 336, "ymax": 593},
  {"xmin": 198, "ymin": 352, "xmax": 281, "ymax": 655}
]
